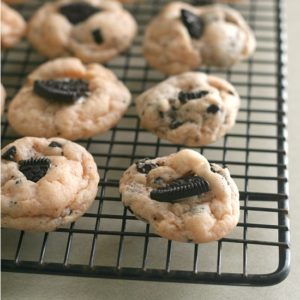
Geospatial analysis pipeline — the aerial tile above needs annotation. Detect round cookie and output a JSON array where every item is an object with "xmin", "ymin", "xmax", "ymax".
[
  {"xmin": 1, "ymin": 83, "xmax": 6, "ymax": 114},
  {"xmin": 143, "ymin": 2, "xmax": 256, "ymax": 75},
  {"xmin": 27, "ymin": 0, "xmax": 137, "ymax": 63},
  {"xmin": 1, "ymin": 1, "xmax": 26, "ymax": 48},
  {"xmin": 119, "ymin": 149, "xmax": 240, "ymax": 243},
  {"xmin": 136, "ymin": 72, "xmax": 240, "ymax": 146},
  {"xmin": 1, "ymin": 137, "xmax": 99, "ymax": 232},
  {"xmin": 8, "ymin": 57, "xmax": 131, "ymax": 140}
]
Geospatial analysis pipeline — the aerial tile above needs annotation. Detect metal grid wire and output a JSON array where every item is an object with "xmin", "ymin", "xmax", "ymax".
[{"xmin": 1, "ymin": 0, "xmax": 289, "ymax": 285}]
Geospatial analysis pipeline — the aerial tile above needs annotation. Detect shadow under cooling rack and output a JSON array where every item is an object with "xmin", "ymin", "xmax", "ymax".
[{"xmin": 1, "ymin": 0, "xmax": 290, "ymax": 286}]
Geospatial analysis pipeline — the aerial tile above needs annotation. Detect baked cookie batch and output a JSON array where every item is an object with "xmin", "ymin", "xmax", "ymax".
[{"xmin": 1, "ymin": 0, "xmax": 256, "ymax": 242}]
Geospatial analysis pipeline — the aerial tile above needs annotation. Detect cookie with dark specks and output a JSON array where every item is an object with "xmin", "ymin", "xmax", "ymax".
[
  {"xmin": 136, "ymin": 72, "xmax": 240, "ymax": 146},
  {"xmin": 1, "ymin": 137, "xmax": 99, "ymax": 232},
  {"xmin": 7, "ymin": 57, "xmax": 131, "ymax": 140},
  {"xmin": 27, "ymin": 0, "xmax": 137, "ymax": 63},
  {"xmin": 143, "ymin": 2, "xmax": 256, "ymax": 75},
  {"xmin": 119, "ymin": 149, "xmax": 239, "ymax": 243}
]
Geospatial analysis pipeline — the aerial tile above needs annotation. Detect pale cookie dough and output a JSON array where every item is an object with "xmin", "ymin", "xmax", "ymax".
[
  {"xmin": 136, "ymin": 72, "xmax": 240, "ymax": 146},
  {"xmin": 1, "ymin": 83, "xmax": 6, "ymax": 114},
  {"xmin": 143, "ymin": 2, "xmax": 256, "ymax": 75},
  {"xmin": 1, "ymin": 137, "xmax": 99, "ymax": 232},
  {"xmin": 119, "ymin": 149, "xmax": 239, "ymax": 243},
  {"xmin": 8, "ymin": 57, "xmax": 131, "ymax": 140},
  {"xmin": 1, "ymin": 1, "xmax": 26, "ymax": 48},
  {"xmin": 27, "ymin": 0, "xmax": 137, "ymax": 63}
]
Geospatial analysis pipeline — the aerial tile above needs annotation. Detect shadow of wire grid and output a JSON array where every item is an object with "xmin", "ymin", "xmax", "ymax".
[{"xmin": 1, "ymin": 0, "xmax": 289, "ymax": 285}]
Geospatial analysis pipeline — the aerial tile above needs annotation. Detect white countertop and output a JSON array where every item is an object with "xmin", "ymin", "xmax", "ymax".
[{"xmin": 2, "ymin": 1, "xmax": 300, "ymax": 299}]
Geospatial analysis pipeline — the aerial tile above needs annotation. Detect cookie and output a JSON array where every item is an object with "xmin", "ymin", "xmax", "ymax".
[
  {"xmin": 119, "ymin": 149, "xmax": 239, "ymax": 243},
  {"xmin": 8, "ymin": 57, "xmax": 131, "ymax": 140},
  {"xmin": 136, "ymin": 72, "xmax": 240, "ymax": 146},
  {"xmin": 1, "ymin": 83, "xmax": 6, "ymax": 114},
  {"xmin": 27, "ymin": 0, "xmax": 137, "ymax": 63},
  {"xmin": 1, "ymin": 137, "xmax": 99, "ymax": 232},
  {"xmin": 143, "ymin": 2, "xmax": 256, "ymax": 75},
  {"xmin": 1, "ymin": 1, "xmax": 26, "ymax": 48}
]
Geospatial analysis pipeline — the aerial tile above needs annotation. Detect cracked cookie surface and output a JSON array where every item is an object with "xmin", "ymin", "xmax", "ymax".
[
  {"xmin": 8, "ymin": 57, "xmax": 131, "ymax": 140},
  {"xmin": 136, "ymin": 72, "xmax": 240, "ymax": 146},
  {"xmin": 27, "ymin": 0, "xmax": 137, "ymax": 63},
  {"xmin": 1, "ymin": 137, "xmax": 99, "ymax": 232},
  {"xmin": 143, "ymin": 2, "xmax": 256, "ymax": 75},
  {"xmin": 119, "ymin": 149, "xmax": 239, "ymax": 243}
]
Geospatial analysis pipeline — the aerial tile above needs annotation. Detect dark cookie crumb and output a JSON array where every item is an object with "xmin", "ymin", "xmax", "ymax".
[
  {"xmin": 170, "ymin": 120, "xmax": 184, "ymax": 129},
  {"xmin": 59, "ymin": 2, "xmax": 100, "ymax": 25},
  {"xmin": 178, "ymin": 90, "xmax": 209, "ymax": 104},
  {"xmin": 159, "ymin": 111, "xmax": 164, "ymax": 118},
  {"xmin": 19, "ymin": 157, "xmax": 51, "ymax": 183},
  {"xmin": 210, "ymin": 163, "xmax": 217, "ymax": 173},
  {"xmin": 48, "ymin": 141, "xmax": 62, "ymax": 148},
  {"xmin": 181, "ymin": 9, "xmax": 204, "ymax": 39},
  {"xmin": 207, "ymin": 104, "xmax": 220, "ymax": 114},
  {"xmin": 1, "ymin": 146, "xmax": 17, "ymax": 161},
  {"xmin": 34, "ymin": 79, "xmax": 89, "ymax": 103},
  {"xmin": 150, "ymin": 176, "xmax": 209, "ymax": 202},
  {"xmin": 92, "ymin": 28, "xmax": 103, "ymax": 44},
  {"xmin": 135, "ymin": 158, "xmax": 157, "ymax": 174}
]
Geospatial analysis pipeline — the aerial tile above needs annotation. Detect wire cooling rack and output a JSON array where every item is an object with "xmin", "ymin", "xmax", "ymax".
[{"xmin": 1, "ymin": 0, "xmax": 289, "ymax": 286}]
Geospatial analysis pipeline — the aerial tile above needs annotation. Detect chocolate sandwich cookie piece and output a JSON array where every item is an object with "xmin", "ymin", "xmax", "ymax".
[
  {"xmin": 1, "ymin": 2, "xmax": 26, "ymax": 48},
  {"xmin": 136, "ymin": 72, "xmax": 240, "ymax": 147},
  {"xmin": 33, "ymin": 79, "xmax": 89, "ymax": 103},
  {"xmin": 59, "ymin": 1, "xmax": 101, "ymax": 25},
  {"xmin": 150, "ymin": 176, "xmax": 210, "ymax": 202},
  {"xmin": 8, "ymin": 57, "xmax": 131, "ymax": 140},
  {"xmin": 119, "ymin": 149, "xmax": 240, "ymax": 243},
  {"xmin": 180, "ymin": 9, "xmax": 204, "ymax": 39},
  {"xmin": 1, "ymin": 137, "xmax": 99, "ymax": 232},
  {"xmin": 143, "ymin": 2, "xmax": 256, "ymax": 75},
  {"xmin": 27, "ymin": 0, "xmax": 137, "ymax": 63},
  {"xmin": 18, "ymin": 157, "xmax": 51, "ymax": 183}
]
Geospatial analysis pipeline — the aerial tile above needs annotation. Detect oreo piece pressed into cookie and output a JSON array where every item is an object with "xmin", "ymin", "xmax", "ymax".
[
  {"xmin": 59, "ymin": 1, "xmax": 100, "ymax": 25},
  {"xmin": 18, "ymin": 157, "xmax": 51, "ymax": 183},
  {"xmin": 150, "ymin": 176, "xmax": 209, "ymax": 202},
  {"xmin": 33, "ymin": 79, "xmax": 89, "ymax": 103},
  {"xmin": 180, "ymin": 9, "xmax": 204, "ymax": 39},
  {"xmin": 178, "ymin": 90, "xmax": 209, "ymax": 104}
]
